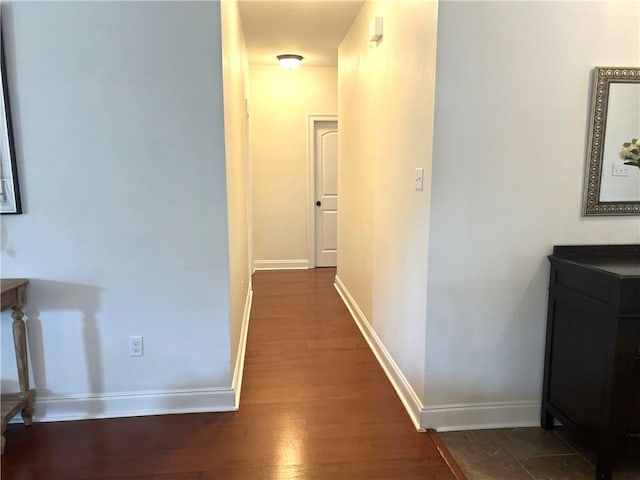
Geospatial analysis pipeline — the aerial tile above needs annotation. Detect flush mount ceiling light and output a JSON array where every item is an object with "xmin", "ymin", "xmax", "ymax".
[{"xmin": 277, "ymin": 54, "xmax": 303, "ymax": 70}]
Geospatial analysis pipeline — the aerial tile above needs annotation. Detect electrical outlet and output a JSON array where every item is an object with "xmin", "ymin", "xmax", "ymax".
[
  {"xmin": 612, "ymin": 163, "xmax": 630, "ymax": 177},
  {"xmin": 129, "ymin": 335, "xmax": 143, "ymax": 357}
]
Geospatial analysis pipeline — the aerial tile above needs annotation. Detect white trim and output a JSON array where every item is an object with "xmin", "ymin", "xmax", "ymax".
[
  {"xmin": 307, "ymin": 114, "xmax": 338, "ymax": 269},
  {"xmin": 253, "ymin": 259, "xmax": 310, "ymax": 270},
  {"xmin": 421, "ymin": 401, "xmax": 541, "ymax": 432},
  {"xmin": 245, "ymin": 96, "xmax": 255, "ymax": 281},
  {"xmin": 26, "ymin": 387, "xmax": 236, "ymax": 423},
  {"xmin": 334, "ymin": 274, "xmax": 542, "ymax": 432},
  {"xmin": 334, "ymin": 275, "xmax": 424, "ymax": 431},
  {"xmin": 232, "ymin": 285, "xmax": 253, "ymax": 408}
]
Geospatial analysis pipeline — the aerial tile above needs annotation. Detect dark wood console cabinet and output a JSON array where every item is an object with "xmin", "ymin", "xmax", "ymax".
[{"xmin": 542, "ymin": 245, "xmax": 640, "ymax": 480}]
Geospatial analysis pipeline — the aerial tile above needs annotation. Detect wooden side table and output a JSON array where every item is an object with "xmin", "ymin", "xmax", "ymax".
[{"xmin": 1, "ymin": 278, "xmax": 34, "ymax": 454}]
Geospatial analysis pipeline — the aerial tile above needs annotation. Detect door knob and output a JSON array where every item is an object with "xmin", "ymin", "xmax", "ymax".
[{"xmin": 315, "ymin": 200, "xmax": 322, "ymax": 207}]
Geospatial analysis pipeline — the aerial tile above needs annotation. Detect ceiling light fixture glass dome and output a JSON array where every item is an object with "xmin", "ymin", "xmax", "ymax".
[{"xmin": 277, "ymin": 54, "xmax": 303, "ymax": 70}]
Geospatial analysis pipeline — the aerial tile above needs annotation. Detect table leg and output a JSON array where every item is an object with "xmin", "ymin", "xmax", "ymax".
[{"xmin": 12, "ymin": 305, "xmax": 33, "ymax": 426}]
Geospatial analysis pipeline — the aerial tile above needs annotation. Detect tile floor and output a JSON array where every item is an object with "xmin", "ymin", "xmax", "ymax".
[{"xmin": 439, "ymin": 427, "xmax": 640, "ymax": 480}]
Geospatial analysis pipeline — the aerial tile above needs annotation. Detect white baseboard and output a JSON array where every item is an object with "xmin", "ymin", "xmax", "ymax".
[
  {"xmin": 22, "ymin": 288, "xmax": 254, "ymax": 424},
  {"xmin": 334, "ymin": 275, "xmax": 423, "ymax": 431},
  {"xmin": 253, "ymin": 259, "xmax": 310, "ymax": 270},
  {"xmin": 421, "ymin": 401, "xmax": 541, "ymax": 432},
  {"xmin": 334, "ymin": 274, "xmax": 542, "ymax": 433},
  {"xmin": 232, "ymin": 285, "xmax": 253, "ymax": 408},
  {"xmin": 28, "ymin": 387, "xmax": 236, "ymax": 423}
]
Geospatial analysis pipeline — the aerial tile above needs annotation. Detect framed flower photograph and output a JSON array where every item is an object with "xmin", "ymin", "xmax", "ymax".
[{"xmin": 0, "ymin": 39, "xmax": 21, "ymax": 214}]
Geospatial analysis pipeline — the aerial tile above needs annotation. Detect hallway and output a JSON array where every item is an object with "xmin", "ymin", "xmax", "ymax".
[
  {"xmin": 241, "ymin": 268, "xmax": 457, "ymax": 478},
  {"xmin": 1, "ymin": 269, "xmax": 458, "ymax": 479}
]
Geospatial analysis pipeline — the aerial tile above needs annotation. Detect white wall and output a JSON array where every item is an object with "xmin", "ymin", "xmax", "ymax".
[
  {"xmin": 249, "ymin": 65, "xmax": 337, "ymax": 269},
  {"xmin": 0, "ymin": 1, "xmax": 236, "ymax": 419},
  {"xmin": 336, "ymin": 0, "xmax": 439, "ymax": 428},
  {"xmin": 425, "ymin": 0, "xmax": 640, "ymax": 429},
  {"xmin": 220, "ymin": 0, "xmax": 252, "ymax": 399}
]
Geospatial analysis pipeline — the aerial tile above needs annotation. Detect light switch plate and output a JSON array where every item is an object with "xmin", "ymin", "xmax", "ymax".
[{"xmin": 414, "ymin": 168, "xmax": 424, "ymax": 191}]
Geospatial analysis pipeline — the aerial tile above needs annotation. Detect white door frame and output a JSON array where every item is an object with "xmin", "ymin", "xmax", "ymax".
[
  {"xmin": 245, "ymin": 97, "xmax": 254, "ymax": 277},
  {"xmin": 307, "ymin": 114, "xmax": 338, "ymax": 269}
]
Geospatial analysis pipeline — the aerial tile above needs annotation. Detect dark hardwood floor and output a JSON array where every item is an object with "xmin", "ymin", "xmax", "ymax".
[{"xmin": 1, "ymin": 268, "xmax": 459, "ymax": 479}]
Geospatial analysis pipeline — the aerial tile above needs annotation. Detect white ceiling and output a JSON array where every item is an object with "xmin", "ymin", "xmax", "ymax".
[{"xmin": 238, "ymin": 0, "xmax": 366, "ymax": 67}]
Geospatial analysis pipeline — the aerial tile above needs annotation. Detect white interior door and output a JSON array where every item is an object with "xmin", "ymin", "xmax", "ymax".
[{"xmin": 314, "ymin": 121, "xmax": 338, "ymax": 267}]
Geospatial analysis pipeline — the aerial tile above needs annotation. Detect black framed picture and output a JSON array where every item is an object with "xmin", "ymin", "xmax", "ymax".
[{"xmin": 1, "ymin": 38, "xmax": 22, "ymax": 214}]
